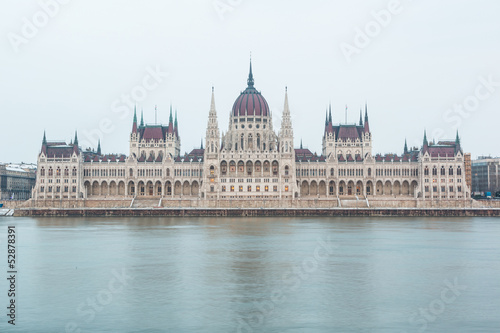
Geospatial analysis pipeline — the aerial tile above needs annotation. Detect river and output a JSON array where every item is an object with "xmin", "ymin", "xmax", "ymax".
[{"xmin": 0, "ymin": 216, "xmax": 498, "ymax": 332}]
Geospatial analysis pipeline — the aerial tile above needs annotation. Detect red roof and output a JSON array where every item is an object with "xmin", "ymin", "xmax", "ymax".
[
  {"xmin": 232, "ymin": 88, "xmax": 270, "ymax": 117},
  {"xmin": 142, "ymin": 127, "xmax": 164, "ymax": 141}
]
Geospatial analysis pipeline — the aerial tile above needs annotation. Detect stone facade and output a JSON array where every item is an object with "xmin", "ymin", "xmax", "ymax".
[{"xmin": 31, "ymin": 62, "xmax": 471, "ymax": 206}]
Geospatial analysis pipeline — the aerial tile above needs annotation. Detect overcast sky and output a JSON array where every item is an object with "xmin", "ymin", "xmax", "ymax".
[{"xmin": 1, "ymin": 0, "xmax": 499, "ymax": 164}]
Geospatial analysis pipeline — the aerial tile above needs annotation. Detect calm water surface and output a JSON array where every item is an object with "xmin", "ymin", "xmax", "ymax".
[{"xmin": 0, "ymin": 216, "xmax": 499, "ymax": 332}]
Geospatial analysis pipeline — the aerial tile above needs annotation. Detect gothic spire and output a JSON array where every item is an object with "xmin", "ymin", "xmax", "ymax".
[
  {"xmin": 359, "ymin": 108, "xmax": 363, "ymax": 126},
  {"xmin": 132, "ymin": 106, "xmax": 138, "ymax": 133},
  {"xmin": 42, "ymin": 130, "xmax": 47, "ymax": 145},
  {"xmin": 74, "ymin": 131, "xmax": 78, "ymax": 146},
  {"xmin": 97, "ymin": 139, "xmax": 101, "ymax": 155},
  {"xmin": 174, "ymin": 109, "xmax": 179, "ymax": 137},
  {"xmin": 328, "ymin": 104, "xmax": 332, "ymax": 123},
  {"xmin": 455, "ymin": 130, "xmax": 461, "ymax": 146},
  {"xmin": 300, "ymin": 139, "xmax": 303, "ymax": 149},
  {"xmin": 140, "ymin": 109, "xmax": 144, "ymax": 127},
  {"xmin": 325, "ymin": 108, "xmax": 328, "ymax": 126},
  {"xmin": 364, "ymin": 103, "xmax": 370, "ymax": 133},
  {"xmin": 200, "ymin": 138, "xmax": 204, "ymax": 149},
  {"xmin": 404, "ymin": 138, "xmax": 408, "ymax": 154},
  {"xmin": 247, "ymin": 57, "xmax": 254, "ymax": 88}
]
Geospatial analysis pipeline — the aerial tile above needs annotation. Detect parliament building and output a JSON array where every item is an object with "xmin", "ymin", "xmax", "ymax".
[{"xmin": 32, "ymin": 62, "xmax": 471, "ymax": 208}]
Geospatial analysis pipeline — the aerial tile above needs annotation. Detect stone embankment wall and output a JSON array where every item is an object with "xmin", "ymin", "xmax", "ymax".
[
  {"xmin": 14, "ymin": 208, "xmax": 500, "ymax": 217},
  {"xmin": 9, "ymin": 196, "xmax": 500, "ymax": 215}
]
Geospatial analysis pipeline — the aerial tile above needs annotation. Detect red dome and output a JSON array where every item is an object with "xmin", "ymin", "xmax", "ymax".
[
  {"xmin": 232, "ymin": 87, "xmax": 270, "ymax": 117},
  {"xmin": 232, "ymin": 61, "xmax": 270, "ymax": 117}
]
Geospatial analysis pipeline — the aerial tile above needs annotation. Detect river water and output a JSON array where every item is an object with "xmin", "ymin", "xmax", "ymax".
[{"xmin": 0, "ymin": 216, "xmax": 498, "ymax": 333}]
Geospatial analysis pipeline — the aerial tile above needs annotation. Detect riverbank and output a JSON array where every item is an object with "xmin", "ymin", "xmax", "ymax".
[{"xmin": 13, "ymin": 207, "xmax": 500, "ymax": 217}]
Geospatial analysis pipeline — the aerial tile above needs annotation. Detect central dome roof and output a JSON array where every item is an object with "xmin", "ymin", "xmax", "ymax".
[{"xmin": 232, "ymin": 62, "xmax": 270, "ymax": 117}]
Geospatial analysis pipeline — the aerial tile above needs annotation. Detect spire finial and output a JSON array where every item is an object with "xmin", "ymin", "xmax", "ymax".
[
  {"xmin": 300, "ymin": 139, "xmax": 303, "ymax": 149},
  {"xmin": 97, "ymin": 139, "xmax": 101, "ymax": 155},
  {"xmin": 140, "ymin": 109, "xmax": 144, "ymax": 127},
  {"xmin": 404, "ymin": 138, "xmax": 408, "ymax": 154},
  {"xmin": 133, "ymin": 105, "xmax": 137, "ymax": 123},
  {"xmin": 74, "ymin": 130, "xmax": 78, "ymax": 146},
  {"xmin": 328, "ymin": 103, "xmax": 332, "ymax": 123},
  {"xmin": 169, "ymin": 104, "xmax": 173, "ymax": 124},
  {"xmin": 247, "ymin": 56, "xmax": 254, "ymax": 88},
  {"xmin": 42, "ymin": 130, "xmax": 47, "ymax": 145},
  {"xmin": 359, "ymin": 108, "xmax": 363, "ymax": 126},
  {"xmin": 200, "ymin": 138, "xmax": 204, "ymax": 149}
]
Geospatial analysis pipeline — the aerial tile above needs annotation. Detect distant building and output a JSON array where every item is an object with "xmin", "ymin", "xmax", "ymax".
[
  {"xmin": 472, "ymin": 156, "xmax": 500, "ymax": 194},
  {"xmin": 31, "ymin": 61, "xmax": 471, "ymax": 204},
  {"xmin": 0, "ymin": 163, "xmax": 37, "ymax": 200}
]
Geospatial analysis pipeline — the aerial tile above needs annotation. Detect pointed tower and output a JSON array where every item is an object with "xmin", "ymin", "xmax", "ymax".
[
  {"xmin": 41, "ymin": 131, "xmax": 47, "ymax": 155},
  {"xmin": 359, "ymin": 108, "xmax": 363, "ymax": 126},
  {"xmin": 129, "ymin": 108, "xmax": 141, "ymax": 158},
  {"xmin": 73, "ymin": 131, "xmax": 79, "ymax": 155},
  {"xmin": 364, "ymin": 103, "xmax": 370, "ymax": 133},
  {"xmin": 165, "ymin": 105, "xmax": 180, "ymax": 158},
  {"xmin": 279, "ymin": 87, "xmax": 294, "ymax": 154},
  {"xmin": 97, "ymin": 139, "xmax": 101, "ymax": 155},
  {"xmin": 132, "ymin": 106, "xmax": 138, "ymax": 134},
  {"xmin": 174, "ymin": 110, "xmax": 179, "ymax": 138},
  {"xmin": 422, "ymin": 129, "xmax": 429, "ymax": 154},
  {"xmin": 322, "ymin": 103, "xmax": 335, "ymax": 157},
  {"xmin": 140, "ymin": 109, "xmax": 144, "ymax": 127},
  {"xmin": 205, "ymin": 87, "xmax": 220, "ymax": 158},
  {"xmin": 404, "ymin": 138, "xmax": 408, "ymax": 155},
  {"xmin": 200, "ymin": 138, "xmax": 204, "ymax": 150},
  {"xmin": 455, "ymin": 130, "xmax": 462, "ymax": 154},
  {"xmin": 202, "ymin": 87, "xmax": 221, "ymax": 199},
  {"xmin": 278, "ymin": 87, "xmax": 298, "ymax": 198}
]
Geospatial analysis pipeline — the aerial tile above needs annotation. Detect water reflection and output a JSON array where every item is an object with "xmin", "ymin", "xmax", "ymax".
[{"xmin": 0, "ymin": 216, "xmax": 498, "ymax": 332}]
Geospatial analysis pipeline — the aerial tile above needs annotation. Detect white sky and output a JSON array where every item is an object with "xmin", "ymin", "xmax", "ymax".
[{"xmin": 1, "ymin": 0, "xmax": 499, "ymax": 163}]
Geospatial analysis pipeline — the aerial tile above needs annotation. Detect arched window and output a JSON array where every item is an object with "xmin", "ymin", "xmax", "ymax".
[
  {"xmin": 457, "ymin": 166, "xmax": 462, "ymax": 176},
  {"xmin": 48, "ymin": 167, "xmax": 53, "ymax": 177},
  {"xmin": 424, "ymin": 166, "xmax": 429, "ymax": 176},
  {"xmin": 40, "ymin": 167, "xmax": 45, "ymax": 176},
  {"xmin": 257, "ymin": 134, "xmax": 261, "ymax": 149},
  {"xmin": 210, "ymin": 165, "xmax": 215, "ymax": 175},
  {"xmin": 368, "ymin": 168, "xmax": 372, "ymax": 176},
  {"xmin": 129, "ymin": 168, "xmax": 134, "ymax": 177},
  {"xmin": 449, "ymin": 167, "xmax": 453, "ymax": 176},
  {"xmin": 72, "ymin": 167, "xmax": 77, "ymax": 177},
  {"xmin": 432, "ymin": 167, "xmax": 437, "ymax": 176},
  {"xmin": 441, "ymin": 166, "xmax": 446, "ymax": 176},
  {"xmin": 166, "ymin": 168, "xmax": 170, "ymax": 177},
  {"xmin": 285, "ymin": 165, "xmax": 289, "ymax": 176},
  {"xmin": 330, "ymin": 168, "xmax": 334, "ymax": 176}
]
